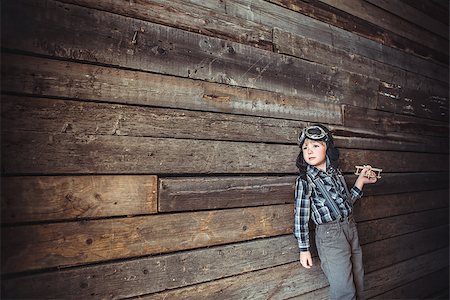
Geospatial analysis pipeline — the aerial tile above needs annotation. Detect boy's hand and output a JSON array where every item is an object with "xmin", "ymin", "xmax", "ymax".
[
  {"xmin": 355, "ymin": 165, "xmax": 377, "ymax": 189},
  {"xmin": 299, "ymin": 251, "xmax": 313, "ymax": 269}
]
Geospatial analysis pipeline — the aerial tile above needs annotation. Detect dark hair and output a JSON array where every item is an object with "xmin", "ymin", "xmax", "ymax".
[{"xmin": 296, "ymin": 124, "xmax": 340, "ymax": 179}]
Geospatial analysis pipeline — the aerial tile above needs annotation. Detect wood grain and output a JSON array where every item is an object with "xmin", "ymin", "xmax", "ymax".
[
  {"xmin": 1, "ymin": 204, "xmax": 293, "ymax": 273},
  {"xmin": 269, "ymin": 0, "xmax": 448, "ymax": 64},
  {"xmin": 1, "ymin": 175, "xmax": 157, "ymax": 223},
  {"xmin": 1, "ymin": 235, "xmax": 299, "ymax": 299},
  {"xmin": 2, "ymin": 0, "xmax": 378, "ymax": 107},
  {"xmin": 317, "ymin": 0, "xmax": 448, "ymax": 56},
  {"xmin": 1, "ymin": 53, "xmax": 341, "ymax": 124},
  {"xmin": 364, "ymin": 248, "xmax": 449, "ymax": 298},
  {"xmin": 2, "ymin": 130, "xmax": 448, "ymax": 175}
]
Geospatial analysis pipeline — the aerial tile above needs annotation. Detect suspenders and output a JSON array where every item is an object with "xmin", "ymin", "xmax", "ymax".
[{"xmin": 306, "ymin": 169, "xmax": 351, "ymax": 221}]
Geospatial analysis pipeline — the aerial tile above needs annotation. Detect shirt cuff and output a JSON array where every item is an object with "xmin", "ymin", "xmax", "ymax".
[
  {"xmin": 351, "ymin": 186, "xmax": 363, "ymax": 198},
  {"xmin": 298, "ymin": 244, "xmax": 309, "ymax": 252}
]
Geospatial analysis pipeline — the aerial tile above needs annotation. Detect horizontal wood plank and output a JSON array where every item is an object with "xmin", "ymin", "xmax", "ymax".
[
  {"xmin": 355, "ymin": 189, "xmax": 449, "ymax": 222},
  {"xmin": 374, "ymin": 267, "xmax": 449, "ymax": 299},
  {"xmin": 1, "ymin": 175, "xmax": 157, "ymax": 223},
  {"xmin": 159, "ymin": 174, "xmax": 448, "ymax": 214},
  {"xmin": 2, "ymin": 222, "xmax": 447, "ymax": 297},
  {"xmin": 2, "ymin": 130, "xmax": 448, "ymax": 174},
  {"xmin": 273, "ymin": 28, "xmax": 449, "ymax": 121},
  {"xmin": 159, "ymin": 176, "xmax": 295, "ymax": 212},
  {"xmin": 1, "ymin": 204, "xmax": 293, "ymax": 273},
  {"xmin": 2, "ymin": 0, "xmax": 378, "ymax": 107},
  {"xmin": 269, "ymin": 0, "xmax": 448, "ymax": 65},
  {"xmin": 1, "ymin": 235, "xmax": 299, "ymax": 299},
  {"xmin": 357, "ymin": 208, "xmax": 449, "ymax": 245},
  {"xmin": 2, "ymin": 92, "xmax": 448, "ymax": 154},
  {"xmin": 364, "ymin": 248, "xmax": 449, "ymax": 298},
  {"xmin": 58, "ymin": 0, "xmax": 273, "ymax": 50},
  {"xmin": 343, "ymin": 105, "xmax": 449, "ymax": 137},
  {"xmin": 365, "ymin": 0, "xmax": 448, "ymax": 39},
  {"xmin": 317, "ymin": 0, "xmax": 448, "ymax": 56},
  {"xmin": 0, "ymin": 53, "xmax": 341, "ymax": 124},
  {"xmin": 226, "ymin": 0, "xmax": 448, "ymax": 82},
  {"xmin": 2, "ymin": 203, "xmax": 447, "ymax": 274}
]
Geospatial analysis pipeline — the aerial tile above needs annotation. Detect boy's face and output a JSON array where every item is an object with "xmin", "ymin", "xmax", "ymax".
[{"xmin": 302, "ymin": 138, "xmax": 327, "ymax": 168}]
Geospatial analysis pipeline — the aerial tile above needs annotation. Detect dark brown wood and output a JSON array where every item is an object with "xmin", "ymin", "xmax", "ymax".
[
  {"xmin": 1, "ymin": 175, "xmax": 157, "ymax": 223},
  {"xmin": 269, "ymin": 0, "xmax": 448, "ymax": 64},
  {"xmin": 354, "ymin": 172, "xmax": 449, "ymax": 196},
  {"xmin": 0, "ymin": 53, "xmax": 341, "ymax": 124},
  {"xmin": 225, "ymin": 0, "xmax": 448, "ymax": 82},
  {"xmin": 343, "ymin": 105, "xmax": 449, "ymax": 137},
  {"xmin": 1, "ymin": 204, "xmax": 293, "ymax": 273},
  {"xmin": 357, "ymin": 208, "xmax": 449, "ymax": 245},
  {"xmin": 159, "ymin": 176, "xmax": 296, "ymax": 212},
  {"xmin": 1, "ymin": 235, "xmax": 299, "ymax": 299},
  {"xmin": 2, "ymin": 0, "xmax": 378, "ymax": 108},
  {"xmin": 354, "ymin": 189, "xmax": 449, "ymax": 222},
  {"xmin": 399, "ymin": 0, "xmax": 448, "ymax": 26},
  {"xmin": 3, "ymin": 129, "xmax": 447, "ymax": 175},
  {"xmin": 374, "ymin": 267, "xmax": 449, "ymax": 299},
  {"xmin": 362, "ymin": 225, "xmax": 449, "ymax": 273},
  {"xmin": 58, "ymin": 0, "xmax": 273, "ymax": 50},
  {"xmin": 365, "ymin": 0, "xmax": 448, "ymax": 39},
  {"xmin": 316, "ymin": 0, "xmax": 448, "ymax": 56},
  {"xmin": 0, "ymin": 95, "xmax": 306, "ymax": 144},
  {"xmin": 364, "ymin": 248, "xmax": 449, "ymax": 298},
  {"xmin": 142, "ymin": 261, "xmax": 328, "ymax": 300},
  {"xmin": 273, "ymin": 28, "xmax": 449, "ymax": 121}
]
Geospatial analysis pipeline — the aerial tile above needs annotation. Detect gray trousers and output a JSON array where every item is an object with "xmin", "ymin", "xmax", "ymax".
[{"xmin": 315, "ymin": 216, "xmax": 364, "ymax": 300}]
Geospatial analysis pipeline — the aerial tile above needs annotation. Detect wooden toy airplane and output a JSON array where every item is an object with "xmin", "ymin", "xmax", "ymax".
[{"xmin": 355, "ymin": 165, "xmax": 382, "ymax": 179}]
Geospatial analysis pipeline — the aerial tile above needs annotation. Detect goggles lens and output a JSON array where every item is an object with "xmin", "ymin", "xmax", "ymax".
[{"xmin": 298, "ymin": 126, "xmax": 328, "ymax": 144}]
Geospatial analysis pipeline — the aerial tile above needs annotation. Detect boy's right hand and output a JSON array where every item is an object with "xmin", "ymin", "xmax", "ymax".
[{"xmin": 299, "ymin": 251, "xmax": 313, "ymax": 269}]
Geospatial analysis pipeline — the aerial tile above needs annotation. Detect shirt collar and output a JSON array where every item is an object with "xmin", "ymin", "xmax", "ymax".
[{"xmin": 306, "ymin": 156, "xmax": 336, "ymax": 178}]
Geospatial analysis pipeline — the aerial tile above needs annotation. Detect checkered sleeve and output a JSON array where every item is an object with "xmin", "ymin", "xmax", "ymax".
[
  {"xmin": 293, "ymin": 177, "xmax": 311, "ymax": 252},
  {"xmin": 350, "ymin": 186, "xmax": 363, "ymax": 205}
]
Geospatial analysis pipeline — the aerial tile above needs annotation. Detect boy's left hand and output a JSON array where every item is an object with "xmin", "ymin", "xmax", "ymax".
[{"xmin": 356, "ymin": 165, "xmax": 378, "ymax": 185}]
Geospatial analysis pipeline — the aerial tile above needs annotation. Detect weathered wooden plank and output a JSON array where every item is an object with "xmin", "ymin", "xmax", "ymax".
[
  {"xmin": 1, "ymin": 175, "xmax": 157, "ymax": 224},
  {"xmin": 374, "ymin": 267, "xmax": 449, "ymax": 299},
  {"xmin": 362, "ymin": 225, "xmax": 449, "ymax": 273},
  {"xmin": 58, "ymin": 0, "xmax": 273, "ymax": 50},
  {"xmin": 343, "ymin": 105, "xmax": 449, "ymax": 137},
  {"xmin": 1, "ymin": 204, "xmax": 293, "ymax": 273},
  {"xmin": 2, "ymin": 221, "xmax": 446, "ymax": 298},
  {"xmin": 1, "ymin": 0, "xmax": 378, "ymax": 107},
  {"xmin": 357, "ymin": 208, "xmax": 449, "ymax": 245},
  {"xmin": 226, "ymin": 0, "xmax": 448, "ymax": 82},
  {"xmin": 1, "ymin": 95, "xmax": 306, "ymax": 144},
  {"xmin": 0, "ymin": 131, "xmax": 298, "ymax": 174},
  {"xmin": 365, "ymin": 0, "xmax": 448, "ymax": 39},
  {"xmin": 135, "ymin": 246, "xmax": 450, "ymax": 299},
  {"xmin": 3, "ymin": 130, "xmax": 448, "ymax": 175},
  {"xmin": 269, "ymin": 0, "xmax": 448, "ymax": 65},
  {"xmin": 1, "ymin": 235, "xmax": 299, "ymax": 299},
  {"xmin": 399, "ymin": 0, "xmax": 448, "ymax": 26},
  {"xmin": 355, "ymin": 189, "xmax": 449, "ymax": 222},
  {"xmin": 273, "ymin": 28, "xmax": 449, "ymax": 121},
  {"xmin": 0, "ymin": 53, "xmax": 342, "ymax": 125},
  {"xmin": 2, "ymin": 88, "xmax": 448, "ymax": 154},
  {"xmin": 159, "ymin": 173, "xmax": 448, "ymax": 214},
  {"xmin": 364, "ymin": 248, "xmax": 449, "ymax": 298},
  {"xmin": 141, "ymin": 261, "xmax": 327, "ymax": 300},
  {"xmin": 317, "ymin": 0, "xmax": 448, "ymax": 56},
  {"xmin": 159, "ymin": 176, "xmax": 295, "ymax": 212},
  {"xmin": 377, "ymin": 80, "xmax": 449, "ymax": 121},
  {"xmin": 357, "ymin": 172, "xmax": 449, "ymax": 196}
]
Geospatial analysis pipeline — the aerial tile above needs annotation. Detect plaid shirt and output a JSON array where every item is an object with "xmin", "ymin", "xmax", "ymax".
[{"xmin": 294, "ymin": 164, "xmax": 363, "ymax": 252}]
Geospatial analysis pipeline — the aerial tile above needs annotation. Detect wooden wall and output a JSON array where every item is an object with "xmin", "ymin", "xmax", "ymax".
[{"xmin": 1, "ymin": 0, "xmax": 448, "ymax": 299}]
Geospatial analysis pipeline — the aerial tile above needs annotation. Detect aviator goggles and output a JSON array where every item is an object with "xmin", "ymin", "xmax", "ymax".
[{"xmin": 297, "ymin": 125, "xmax": 329, "ymax": 145}]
